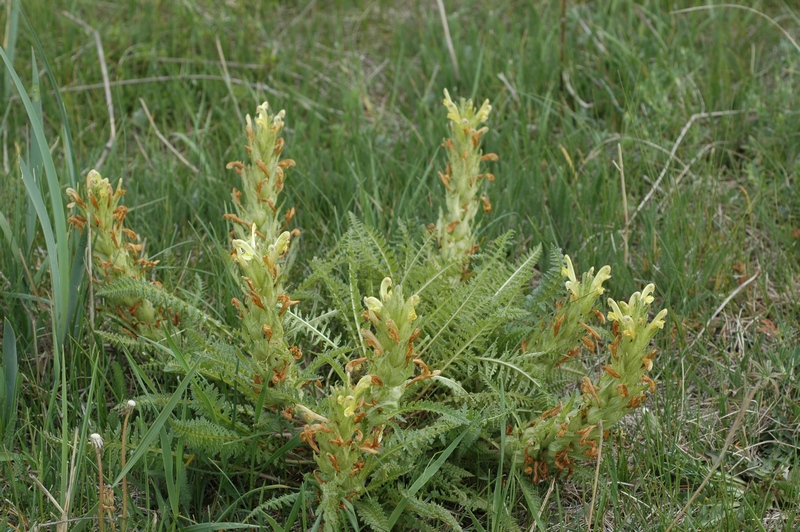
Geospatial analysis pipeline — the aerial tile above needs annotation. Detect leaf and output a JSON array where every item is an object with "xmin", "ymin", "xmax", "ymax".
[
  {"xmin": 1, "ymin": 45, "xmax": 71, "ymax": 348},
  {"xmin": 111, "ymin": 361, "xmax": 198, "ymax": 487},
  {"xmin": 355, "ymin": 498, "xmax": 390, "ymax": 532},
  {"xmin": 2, "ymin": 318, "xmax": 18, "ymax": 434},
  {"xmin": 386, "ymin": 422, "xmax": 475, "ymax": 528}
]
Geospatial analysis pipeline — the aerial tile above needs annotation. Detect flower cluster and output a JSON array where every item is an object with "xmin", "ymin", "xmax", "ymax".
[
  {"xmin": 522, "ymin": 255, "xmax": 613, "ymax": 376},
  {"xmin": 67, "ymin": 170, "xmax": 165, "ymax": 337},
  {"xmin": 509, "ymin": 266, "xmax": 667, "ymax": 482},
  {"xmin": 432, "ymin": 89, "xmax": 498, "ymax": 276},
  {"xmin": 225, "ymin": 102, "xmax": 301, "ymax": 391},
  {"xmin": 298, "ymin": 278, "xmax": 437, "ymax": 516}
]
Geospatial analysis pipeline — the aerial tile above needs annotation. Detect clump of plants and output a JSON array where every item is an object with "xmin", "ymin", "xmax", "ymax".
[{"xmin": 68, "ymin": 90, "xmax": 667, "ymax": 530}]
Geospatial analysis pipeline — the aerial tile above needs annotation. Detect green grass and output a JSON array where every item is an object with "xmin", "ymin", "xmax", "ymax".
[{"xmin": 2, "ymin": 0, "xmax": 799, "ymax": 529}]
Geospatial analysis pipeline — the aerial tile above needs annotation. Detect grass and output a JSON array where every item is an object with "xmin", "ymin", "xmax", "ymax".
[{"xmin": 1, "ymin": 0, "xmax": 799, "ymax": 529}]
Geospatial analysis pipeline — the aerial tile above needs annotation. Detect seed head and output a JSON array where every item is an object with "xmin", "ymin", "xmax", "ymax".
[{"xmin": 90, "ymin": 433, "xmax": 104, "ymax": 451}]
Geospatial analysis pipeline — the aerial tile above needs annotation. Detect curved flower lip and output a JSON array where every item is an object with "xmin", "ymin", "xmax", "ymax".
[
  {"xmin": 474, "ymin": 99, "xmax": 492, "ymax": 124},
  {"xmin": 590, "ymin": 265, "xmax": 612, "ymax": 296},
  {"xmin": 295, "ymin": 404, "xmax": 329, "ymax": 423},
  {"xmin": 232, "ymin": 223, "xmax": 257, "ymax": 264},
  {"xmin": 607, "ymin": 298, "xmax": 630, "ymax": 325},
  {"xmin": 407, "ymin": 294, "xmax": 420, "ymax": 323},
  {"xmin": 364, "ymin": 296, "xmax": 383, "ymax": 315},
  {"xmin": 274, "ymin": 231, "xmax": 291, "ymax": 255},
  {"xmin": 380, "ymin": 277, "xmax": 393, "ymax": 302},
  {"xmin": 649, "ymin": 309, "xmax": 668, "ymax": 331},
  {"xmin": 562, "ymin": 255, "xmax": 578, "ymax": 295},
  {"xmin": 640, "ymin": 283, "xmax": 656, "ymax": 306},
  {"xmin": 443, "ymin": 89, "xmax": 461, "ymax": 124}
]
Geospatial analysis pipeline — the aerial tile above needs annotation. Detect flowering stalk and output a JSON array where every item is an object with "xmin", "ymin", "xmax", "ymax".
[
  {"xmin": 298, "ymin": 278, "xmax": 437, "ymax": 517},
  {"xmin": 225, "ymin": 102, "xmax": 301, "ymax": 392},
  {"xmin": 90, "ymin": 433, "xmax": 107, "ymax": 532},
  {"xmin": 523, "ymin": 255, "xmax": 612, "ymax": 377},
  {"xmin": 67, "ymin": 171, "xmax": 164, "ymax": 338},
  {"xmin": 432, "ymin": 89, "xmax": 497, "ymax": 275},
  {"xmin": 508, "ymin": 275, "xmax": 667, "ymax": 483}
]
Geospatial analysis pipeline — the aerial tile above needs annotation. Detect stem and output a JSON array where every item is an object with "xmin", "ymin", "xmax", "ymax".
[
  {"xmin": 122, "ymin": 410, "xmax": 131, "ymax": 532},
  {"xmin": 94, "ymin": 446, "xmax": 105, "ymax": 532}
]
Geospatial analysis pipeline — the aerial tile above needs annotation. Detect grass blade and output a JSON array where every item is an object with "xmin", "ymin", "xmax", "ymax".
[
  {"xmin": 160, "ymin": 426, "xmax": 179, "ymax": 518},
  {"xmin": 18, "ymin": 158, "xmax": 60, "ymax": 317},
  {"xmin": 181, "ymin": 525, "xmax": 256, "ymax": 532},
  {"xmin": 20, "ymin": 7, "xmax": 78, "ymax": 187},
  {"xmin": 2, "ymin": 318, "xmax": 18, "ymax": 436},
  {"xmin": 111, "ymin": 361, "xmax": 198, "ymax": 487},
  {"xmin": 2, "ymin": 0, "xmax": 20, "ymax": 99},
  {"xmin": 386, "ymin": 422, "xmax": 475, "ymax": 528},
  {"xmin": 0, "ymin": 44, "xmax": 71, "ymax": 348}
]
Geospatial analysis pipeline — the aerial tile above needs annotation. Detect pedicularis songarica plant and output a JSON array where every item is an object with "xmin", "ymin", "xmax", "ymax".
[{"xmin": 69, "ymin": 91, "xmax": 667, "ymax": 530}]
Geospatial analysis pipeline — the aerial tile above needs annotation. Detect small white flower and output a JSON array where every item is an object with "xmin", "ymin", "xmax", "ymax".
[{"xmin": 90, "ymin": 433, "xmax": 104, "ymax": 451}]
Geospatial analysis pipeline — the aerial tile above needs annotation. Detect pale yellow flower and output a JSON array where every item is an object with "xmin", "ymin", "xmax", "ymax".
[
  {"xmin": 589, "ymin": 265, "xmax": 612, "ymax": 296},
  {"xmin": 232, "ymin": 223, "xmax": 257, "ymax": 264},
  {"xmin": 442, "ymin": 89, "xmax": 461, "ymax": 124},
  {"xmin": 562, "ymin": 255, "xmax": 579, "ymax": 296},
  {"xmin": 270, "ymin": 231, "xmax": 291, "ymax": 255},
  {"xmin": 364, "ymin": 296, "xmax": 383, "ymax": 315}
]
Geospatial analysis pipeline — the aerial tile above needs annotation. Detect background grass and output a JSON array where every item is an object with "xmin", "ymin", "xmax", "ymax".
[{"xmin": 1, "ymin": 0, "xmax": 799, "ymax": 529}]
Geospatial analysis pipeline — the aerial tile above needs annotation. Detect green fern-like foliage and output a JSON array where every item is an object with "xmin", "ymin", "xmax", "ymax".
[{"xmin": 96, "ymin": 277, "xmax": 224, "ymax": 334}]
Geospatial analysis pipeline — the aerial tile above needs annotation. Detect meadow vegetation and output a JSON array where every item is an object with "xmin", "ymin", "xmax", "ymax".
[{"xmin": 1, "ymin": 1, "xmax": 799, "ymax": 530}]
